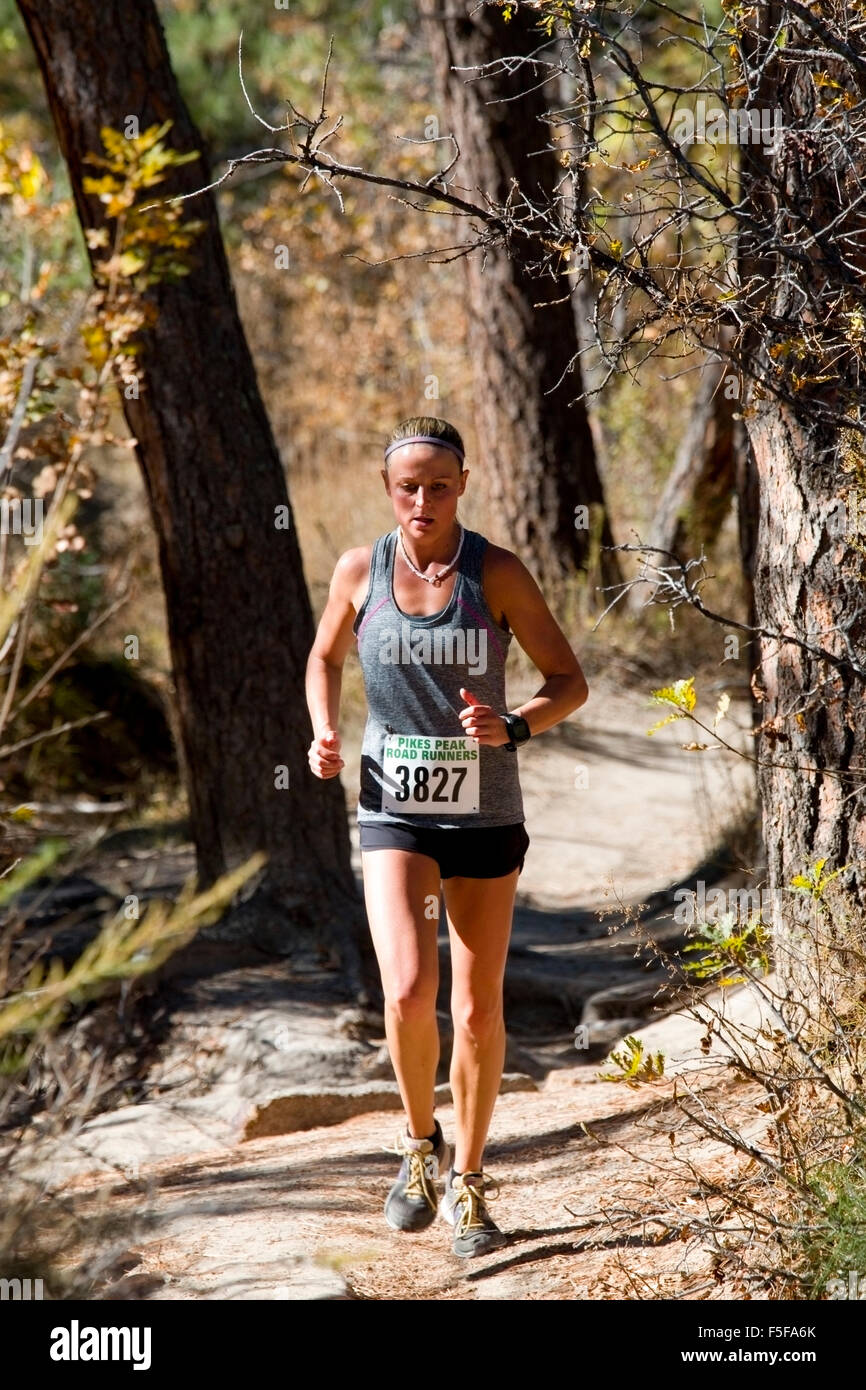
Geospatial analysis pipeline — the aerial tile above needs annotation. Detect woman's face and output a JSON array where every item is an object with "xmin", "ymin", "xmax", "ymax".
[{"xmin": 382, "ymin": 445, "xmax": 467, "ymax": 541}]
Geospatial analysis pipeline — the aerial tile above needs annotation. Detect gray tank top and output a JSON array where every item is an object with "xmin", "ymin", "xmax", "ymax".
[{"xmin": 352, "ymin": 526, "xmax": 524, "ymax": 828}]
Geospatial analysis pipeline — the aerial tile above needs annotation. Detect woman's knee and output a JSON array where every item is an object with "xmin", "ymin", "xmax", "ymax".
[
  {"xmin": 384, "ymin": 979, "xmax": 438, "ymax": 1026},
  {"xmin": 451, "ymin": 995, "xmax": 504, "ymax": 1046}
]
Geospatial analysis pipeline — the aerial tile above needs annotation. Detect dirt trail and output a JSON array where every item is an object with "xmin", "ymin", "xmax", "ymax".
[
  {"xmin": 60, "ymin": 1014, "xmax": 771, "ymax": 1301},
  {"xmin": 40, "ymin": 686, "xmax": 764, "ymax": 1300}
]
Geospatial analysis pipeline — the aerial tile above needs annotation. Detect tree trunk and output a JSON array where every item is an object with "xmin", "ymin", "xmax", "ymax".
[
  {"xmin": 418, "ymin": 0, "xmax": 620, "ymax": 603},
  {"xmin": 627, "ymin": 347, "xmax": 742, "ymax": 618},
  {"xmin": 16, "ymin": 0, "xmax": 367, "ymax": 984},
  {"xmin": 740, "ymin": 7, "xmax": 866, "ymax": 1010},
  {"xmin": 646, "ymin": 353, "xmax": 737, "ymax": 564},
  {"xmin": 734, "ymin": 3, "xmax": 779, "ymax": 711},
  {"xmin": 748, "ymin": 402, "xmax": 865, "ymax": 1011}
]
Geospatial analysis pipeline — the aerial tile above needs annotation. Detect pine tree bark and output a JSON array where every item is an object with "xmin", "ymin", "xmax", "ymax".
[
  {"xmin": 748, "ymin": 409, "xmax": 866, "ymax": 1006},
  {"xmin": 418, "ymin": 0, "xmax": 620, "ymax": 601},
  {"xmin": 739, "ymin": 5, "xmax": 866, "ymax": 1007},
  {"xmin": 16, "ymin": 0, "xmax": 367, "ymax": 983}
]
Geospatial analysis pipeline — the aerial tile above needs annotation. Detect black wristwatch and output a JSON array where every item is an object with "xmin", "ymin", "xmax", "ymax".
[{"xmin": 501, "ymin": 713, "xmax": 532, "ymax": 751}]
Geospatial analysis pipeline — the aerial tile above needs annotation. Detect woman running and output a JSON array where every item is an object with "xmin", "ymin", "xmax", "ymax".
[{"xmin": 306, "ymin": 416, "xmax": 588, "ymax": 1257}]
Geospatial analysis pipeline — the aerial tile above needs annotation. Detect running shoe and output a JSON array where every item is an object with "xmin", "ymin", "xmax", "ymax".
[
  {"xmin": 440, "ymin": 1167, "xmax": 506, "ymax": 1257},
  {"xmin": 383, "ymin": 1120, "xmax": 450, "ymax": 1232}
]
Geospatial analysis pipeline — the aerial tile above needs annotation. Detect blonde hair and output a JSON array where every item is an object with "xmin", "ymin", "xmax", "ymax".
[{"xmin": 384, "ymin": 416, "xmax": 465, "ymax": 467}]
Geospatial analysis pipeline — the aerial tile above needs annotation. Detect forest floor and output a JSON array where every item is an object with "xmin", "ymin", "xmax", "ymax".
[{"xmin": 18, "ymin": 685, "xmax": 782, "ymax": 1301}]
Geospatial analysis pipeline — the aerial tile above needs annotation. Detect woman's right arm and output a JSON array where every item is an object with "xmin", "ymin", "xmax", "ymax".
[{"xmin": 305, "ymin": 547, "xmax": 369, "ymax": 780}]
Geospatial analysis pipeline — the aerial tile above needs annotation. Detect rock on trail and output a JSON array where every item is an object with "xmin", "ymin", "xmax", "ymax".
[
  {"xmin": 49, "ymin": 979, "xmax": 776, "ymax": 1301},
  {"xmin": 16, "ymin": 686, "xmax": 764, "ymax": 1300}
]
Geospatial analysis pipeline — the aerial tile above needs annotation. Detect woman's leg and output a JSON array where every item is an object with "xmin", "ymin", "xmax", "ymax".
[
  {"xmin": 442, "ymin": 869, "xmax": 520, "ymax": 1173},
  {"xmin": 361, "ymin": 848, "xmax": 442, "ymax": 1138}
]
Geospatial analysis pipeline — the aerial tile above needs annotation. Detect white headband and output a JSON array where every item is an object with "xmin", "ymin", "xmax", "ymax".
[{"xmin": 384, "ymin": 434, "xmax": 465, "ymax": 464}]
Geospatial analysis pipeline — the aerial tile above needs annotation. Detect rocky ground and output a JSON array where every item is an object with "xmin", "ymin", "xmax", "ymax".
[
  {"xmin": 45, "ymin": 987, "xmax": 778, "ymax": 1301},
  {"xmin": 8, "ymin": 686, "xmax": 773, "ymax": 1300}
]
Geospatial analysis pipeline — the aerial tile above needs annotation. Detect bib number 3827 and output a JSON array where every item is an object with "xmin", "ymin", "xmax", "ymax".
[{"xmin": 381, "ymin": 734, "xmax": 479, "ymax": 815}]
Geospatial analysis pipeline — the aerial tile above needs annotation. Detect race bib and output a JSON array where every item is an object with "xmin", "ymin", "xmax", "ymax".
[{"xmin": 381, "ymin": 734, "xmax": 480, "ymax": 815}]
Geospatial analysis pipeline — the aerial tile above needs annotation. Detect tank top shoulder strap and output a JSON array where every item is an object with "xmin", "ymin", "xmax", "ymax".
[
  {"xmin": 353, "ymin": 528, "xmax": 396, "ymax": 635},
  {"xmin": 372, "ymin": 527, "xmax": 397, "ymax": 593},
  {"xmin": 459, "ymin": 527, "xmax": 487, "ymax": 595},
  {"xmin": 455, "ymin": 528, "xmax": 510, "ymax": 665}
]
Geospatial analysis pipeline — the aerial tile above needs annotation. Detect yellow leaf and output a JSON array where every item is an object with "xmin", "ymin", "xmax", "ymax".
[
  {"xmin": 81, "ymin": 321, "xmax": 109, "ymax": 369},
  {"xmin": 105, "ymin": 190, "xmax": 135, "ymax": 217},
  {"xmin": 82, "ymin": 175, "xmax": 120, "ymax": 197},
  {"xmin": 17, "ymin": 155, "xmax": 45, "ymax": 200},
  {"xmin": 130, "ymin": 120, "xmax": 173, "ymax": 155},
  {"xmin": 647, "ymin": 711, "xmax": 679, "ymax": 736},
  {"xmin": 648, "ymin": 678, "xmax": 696, "ymax": 734},
  {"xmin": 99, "ymin": 125, "xmax": 129, "ymax": 160},
  {"xmin": 117, "ymin": 251, "xmax": 146, "ymax": 277},
  {"xmin": 650, "ymin": 677, "xmax": 697, "ymax": 712}
]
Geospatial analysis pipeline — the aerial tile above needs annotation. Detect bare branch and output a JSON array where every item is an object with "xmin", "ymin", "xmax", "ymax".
[{"xmin": 596, "ymin": 541, "xmax": 866, "ymax": 681}]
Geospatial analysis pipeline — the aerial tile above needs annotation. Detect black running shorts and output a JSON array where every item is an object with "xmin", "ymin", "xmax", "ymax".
[{"xmin": 358, "ymin": 821, "xmax": 530, "ymax": 879}]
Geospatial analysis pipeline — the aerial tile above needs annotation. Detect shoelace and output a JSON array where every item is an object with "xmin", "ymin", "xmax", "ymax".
[
  {"xmin": 383, "ymin": 1133, "xmax": 438, "ymax": 1210},
  {"xmin": 453, "ymin": 1173, "xmax": 500, "ymax": 1237}
]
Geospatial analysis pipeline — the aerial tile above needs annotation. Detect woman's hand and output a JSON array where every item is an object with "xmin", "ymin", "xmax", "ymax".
[
  {"xmin": 457, "ymin": 687, "xmax": 510, "ymax": 747},
  {"xmin": 308, "ymin": 728, "xmax": 345, "ymax": 778}
]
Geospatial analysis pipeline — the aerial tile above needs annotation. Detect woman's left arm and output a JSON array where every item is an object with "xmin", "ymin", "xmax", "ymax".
[{"xmin": 458, "ymin": 547, "xmax": 588, "ymax": 746}]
